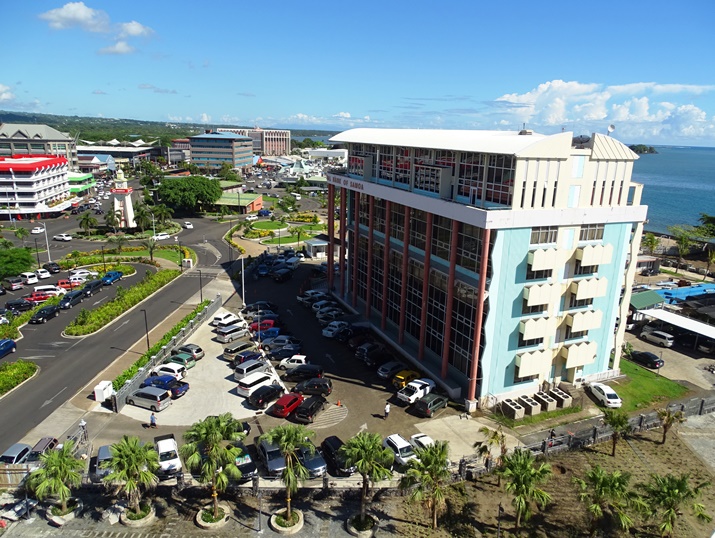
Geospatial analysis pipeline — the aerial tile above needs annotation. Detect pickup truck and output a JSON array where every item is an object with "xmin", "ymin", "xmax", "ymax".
[
  {"xmin": 397, "ymin": 378, "xmax": 436, "ymax": 405},
  {"xmin": 154, "ymin": 434, "xmax": 182, "ymax": 477},
  {"xmin": 141, "ymin": 375, "xmax": 190, "ymax": 398}
]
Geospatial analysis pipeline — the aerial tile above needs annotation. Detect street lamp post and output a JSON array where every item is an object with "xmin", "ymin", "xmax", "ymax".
[
  {"xmin": 34, "ymin": 238, "xmax": 41, "ymax": 268},
  {"xmin": 38, "ymin": 221, "xmax": 51, "ymax": 262},
  {"xmin": 147, "ymin": 210, "xmax": 156, "ymax": 238},
  {"xmin": 140, "ymin": 309, "xmax": 150, "ymax": 351},
  {"xmin": 197, "ymin": 269, "xmax": 203, "ymax": 302},
  {"xmin": 178, "ymin": 241, "xmax": 183, "ymax": 273},
  {"xmin": 101, "ymin": 246, "xmax": 107, "ymax": 272},
  {"xmin": 240, "ymin": 255, "xmax": 245, "ymax": 309}
]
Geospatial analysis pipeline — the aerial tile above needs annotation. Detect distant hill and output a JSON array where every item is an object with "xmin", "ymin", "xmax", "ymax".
[
  {"xmin": 0, "ymin": 110, "xmax": 339, "ymax": 147},
  {"xmin": 629, "ymin": 144, "xmax": 658, "ymax": 154}
]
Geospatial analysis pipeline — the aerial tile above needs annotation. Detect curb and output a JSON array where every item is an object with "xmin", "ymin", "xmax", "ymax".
[{"xmin": 0, "ymin": 363, "xmax": 40, "ymax": 403}]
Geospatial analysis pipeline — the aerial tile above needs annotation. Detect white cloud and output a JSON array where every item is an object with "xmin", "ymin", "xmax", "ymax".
[
  {"xmin": 117, "ymin": 20, "xmax": 153, "ymax": 38},
  {"xmin": 334, "ymin": 112, "xmax": 351, "ymax": 119},
  {"xmin": 0, "ymin": 84, "xmax": 15, "ymax": 102},
  {"xmin": 92, "ymin": 89, "xmax": 107, "ymax": 95},
  {"xmin": 99, "ymin": 41, "xmax": 134, "ymax": 55},
  {"xmin": 200, "ymin": 113, "xmax": 211, "ymax": 123},
  {"xmin": 39, "ymin": 2, "xmax": 109, "ymax": 32},
  {"xmin": 138, "ymin": 83, "xmax": 176, "ymax": 94}
]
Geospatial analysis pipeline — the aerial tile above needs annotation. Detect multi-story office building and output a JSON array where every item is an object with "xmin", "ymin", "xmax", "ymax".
[
  {"xmin": 216, "ymin": 127, "xmax": 291, "ymax": 156},
  {"xmin": 0, "ymin": 123, "xmax": 78, "ymax": 170},
  {"xmin": 0, "ymin": 154, "xmax": 72, "ymax": 218},
  {"xmin": 189, "ymin": 131, "xmax": 253, "ymax": 172},
  {"xmin": 325, "ymin": 128, "xmax": 647, "ymax": 409}
]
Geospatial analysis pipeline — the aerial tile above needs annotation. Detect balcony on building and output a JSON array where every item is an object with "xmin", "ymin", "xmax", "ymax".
[
  {"xmin": 560, "ymin": 341, "xmax": 597, "ymax": 369},
  {"xmin": 570, "ymin": 277, "xmax": 608, "ymax": 301}
]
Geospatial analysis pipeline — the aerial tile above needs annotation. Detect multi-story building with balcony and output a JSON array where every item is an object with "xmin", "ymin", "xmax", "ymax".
[
  {"xmin": 216, "ymin": 127, "xmax": 291, "ymax": 156},
  {"xmin": 189, "ymin": 131, "xmax": 253, "ymax": 172},
  {"xmin": 0, "ymin": 123, "xmax": 78, "ymax": 170},
  {"xmin": 325, "ymin": 128, "xmax": 647, "ymax": 409},
  {"xmin": 0, "ymin": 154, "xmax": 73, "ymax": 218}
]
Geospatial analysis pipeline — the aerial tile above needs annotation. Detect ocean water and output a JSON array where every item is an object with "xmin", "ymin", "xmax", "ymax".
[{"xmin": 631, "ymin": 145, "xmax": 715, "ymax": 235}]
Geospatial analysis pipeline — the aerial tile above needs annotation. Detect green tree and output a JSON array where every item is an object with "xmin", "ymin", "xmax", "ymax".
[
  {"xmin": 152, "ymin": 204, "xmax": 173, "ymax": 226},
  {"xmin": 341, "ymin": 432, "xmax": 394, "ymax": 527},
  {"xmin": 157, "ymin": 176, "xmax": 222, "ymax": 212},
  {"xmin": 102, "ymin": 435, "xmax": 159, "ymax": 516},
  {"xmin": 0, "ymin": 247, "xmax": 35, "ymax": 279},
  {"xmin": 640, "ymin": 473, "xmax": 712, "ymax": 537},
  {"xmin": 218, "ymin": 163, "xmax": 238, "ymax": 181},
  {"xmin": 698, "ymin": 213, "xmax": 715, "ymax": 238},
  {"xmin": 498, "ymin": 449, "xmax": 552, "ymax": 530},
  {"xmin": 141, "ymin": 239, "xmax": 157, "ymax": 261},
  {"xmin": 133, "ymin": 202, "xmax": 153, "ymax": 234},
  {"xmin": 259, "ymin": 424, "xmax": 314, "ymax": 522},
  {"xmin": 0, "ymin": 238, "xmax": 14, "ymax": 249},
  {"xmin": 104, "ymin": 210, "xmax": 121, "ymax": 234},
  {"xmin": 180, "ymin": 413, "xmax": 244, "ymax": 519},
  {"xmin": 107, "ymin": 234, "xmax": 128, "ymax": 254},
  {"xmin": 27, "ymin": 440, "xmax": 83, "ymax": 513},
  {"xmin": 474, "ymin": 425, "xmax": 507, "ymax": 483},
  {"xmin": 668, "ymin": 225, "xmax": 694, "ymax": 274},
  {"xmin": 657, "ymin": 408, "xmax": 686, "ymax": 445},
  {"xmin": 573, "ymin": 465, "xmax": 644, "ymax": 535},
  {"xmin": 400, "ymin": 440, "xmax": 451, "ymax": 530},
  {"xmin": 14, "ymin": 227, "xmax": 29, "ymax": 246},
  {"xmin": 603, "ymin": 408, "xmax": 632, "ymax": 457},
  {"xmin": 77, "ymin": 212, "xmax": 98, "ymax": 236},
  {"xmin": 642, "ymin": 233, "xmax": 660, "ymax": 255},
  {"xmin": 704, "ymin": 249, "xmax": 715, "ymax": 282},
  {"xmin": 288, "ymin": 226, "xmax": 303, "ymax": 248}
]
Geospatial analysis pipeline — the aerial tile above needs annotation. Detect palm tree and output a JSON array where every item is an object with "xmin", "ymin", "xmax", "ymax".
[
  {"xmin": 704, "ymin": 249, "xmax": 715, "ymax": 282},
  {"xmin": 14, "ymin": 227, "xmax": 29, "ymax": 246},
  {"xmin": 0, "ymin": 238, "xmax": 15, "ymax": 249},
  {"xmin": 77, "ymin": 213, "xmax": 98, "ymax": 236},
  {"xmin": 152, "ymin": 204, "xmax": 173, "ymax": 226},
  {"xmin": 141, "ymin": 239, "xmax": 157, "ymax": 261},
  {"xmin": 27, "ymin": 440, "xmax": 84, "ymax": 513},
  {"xmin": 107, "ymin": 234, "xmax": 128, "ymax": 254},
  {"xmin": 133, "ymin": 203, "xmax": 152, "ymax": 234},
  {"xmin": 180, "ymin": 413, "xmax": 244, "ymax": 519},
  {"xmin": 474, "ymin": 425, "xmax": 506, "ymax": 473},
  {"xmin": 573, "ymin": 465, "xmax": 644, "ymax": 535},
  {"xmin": 603, "ymin": 409, "xmax": 632, "ymax": 457},
  {"xmin": 657, "ymin": 408, "xmax": 686, "ymax": 445},
  {"xmin": 289, "ymin": 226, "xmax": 304, "ymax": 248},
  {"xmin": 640, "ymin": 473, "xmax": 712, "ymax": 537},
  {"xmin": 104, "ymin": 210, "xmax": 122, "ymax": 234},
  {"xmin": 641, "ymin": 233, "xmax": 660, "ymax": 255},
  {"xmin": 341, "ymin": 432, "xmax": 394, "ymax": 527},
  {"xmin": 668, "ymin": 225, "xmax": 693, "ymax": 274},
  {"xmin": 260, "ymin": 424, "xmax": 314, "ymax": 522},
  {"xmin": 102, "ymin": 435, "xmax": 159, "ymax": 516},
  {"xmin": 400, "ymin": 440, "xmax": 451, "ymax": 530},
  {"xmin": 498, "ymin": 448, "xmax": 552, "ymax": 530}
]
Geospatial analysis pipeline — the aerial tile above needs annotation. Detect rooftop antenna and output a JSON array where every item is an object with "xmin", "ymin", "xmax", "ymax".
[{"xmin": 607, "ymin": 124, "xmax": 615, "ymax": 136}]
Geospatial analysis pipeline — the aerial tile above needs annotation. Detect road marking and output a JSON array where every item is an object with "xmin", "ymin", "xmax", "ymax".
[
  {"xmin": 22, "ymin": 355, "xmax": 56, "ymax": 360},
  {"xmin": 286, "ymin": 308, "xmax": 293, "ymax": 316},
  {"xmin": 358, "ymin": 423, "xmax": 368, "ymax": 433},
  {"xmin": 325, "ymin": 353, "xmax": 334, "ymax": 364},
  {"xmin": 93, "ymin": 296, "xmax": 108, "ymax": 306},
  {"xmin": 309, "ymin": 404, "xmax": 349, "ymax": 429},
  {"xmin": 114, "ymin": 320, "xmax": 130, "ymax": 331},
  {"xmin": 41, "ymin": 386, "xmax": 67, "ymax": 408}
]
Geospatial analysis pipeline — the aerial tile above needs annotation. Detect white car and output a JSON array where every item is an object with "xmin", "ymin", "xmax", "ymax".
[
  {"xmin": 53, "ymin": 233, "xmax": 72, "ymax": 241},
  {"xmin": 30, "ymin": 226, "xmax": 45, "ymax": 235},
  {"xmin": 152, "ymin": 233, "xmax": 170, "ymax": 241},
  {"xmin": 34, "ymin": 269, "xmax": 51, "ymax": 280},
  {"xmin": 245, "ymin": 215, "xmax": 258, "ymax": 222},
  {"xmin": 322, "ymin": 320, "xmax": 350, "ymax": 338},
  {"xmin": 103, "ymin": 194, "xmax": 110, "ymax": 200},
  {"xmin": 383, "ymin": 434, "xmax": 417, "ymax": 467},
  {"xmin": 88, "ymin": 198, "xmax": 96, "ymax": 204},
  {"xmin": 70, "ymin": 268, "xmax": 99, "ymax": 279},
  {"xmin": 151, "ymin": 363, "xmax": 186, "ymax": 380},
  {"xmin": 212, "ymin": 311, "xmax": 241, "ymax": 327},
  {"xmin": 410, "ymin": 433, "xmax": 435, "ymax": 451},
  {"xmin": 0, "ymin": 316, "xmax": 9, "ymax": 325},
  {"xmin": 182, "ymin": 222, "xmax": 193, "ymax": 229},
  {"xmin": 19, "ymin": 272, "xmax": 39, "ymax": 285},
  {"xmin": 588, "ymin": 382, "xmax": 622, "ymax": 408},
  {"xmin": 278, "ymin": 355, "xmax": 309, "ymax": 370}
]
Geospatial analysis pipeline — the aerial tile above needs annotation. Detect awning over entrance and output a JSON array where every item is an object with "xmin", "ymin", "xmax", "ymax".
[
  {"xmin": 630, "ymin": 290, "xmax": 665, "ymax": 311},
  {"xmin": 639, "ymin": 309, "xmax": 715, "ymax": 340}
]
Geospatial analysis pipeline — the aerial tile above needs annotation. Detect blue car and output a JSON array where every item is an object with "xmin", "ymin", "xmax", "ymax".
[
  {"xmin": 0, "ymin": 339, "xmax": 17, "ymax": 359},
  {"xmin": 253, "ymin": 327, "xmax": 281, "ymax": 342},
  {"xmin": 102, "ymin": 271, "xmax": 123, "ymax": 285},
  {"xmin": 257, "ymin": 264, "xmax": 270, "ymax": 277}
]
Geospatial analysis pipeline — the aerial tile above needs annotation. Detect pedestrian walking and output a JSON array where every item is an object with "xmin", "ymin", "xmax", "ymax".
[
  {"xmin": 384, "ymin": 402, "xmax": 390, "ymax": 420},
  {"xmin": 150, "ymin": 412, "xmax": 157, "ymax": 429}
]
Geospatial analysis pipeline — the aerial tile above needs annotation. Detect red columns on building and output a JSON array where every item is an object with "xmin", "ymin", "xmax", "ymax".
[
  {"xmin": 365, "ymin": 197, "xmax": 374, "ymax": 316},
  {"xmin": 467, "ymin": 228, "xmax": 491, "ymax": 402},
  {"xmin": 440, "ymin": 219, "xmax": 460, "ymax": 379},
  {"xmin": 327, "ymin": 184, "xmax": 335, "ymax": 291},
  {"xmin": 339, "ymin": 188, "xmax": 347, "ymax": 297},
  {"xmin": 398, "ymin": 207, "xmax": 411, "ymax": 344},
  {"xmin": 381, "ymin": 201, "xmax": 391, "ymax": 330},
  {"xmin": 351, "ymin": 192, "xmax": 360, "ymax": 307},
  {"xmin": 418, "ymin": 213, "xmax": 434, "ymax": 361}
]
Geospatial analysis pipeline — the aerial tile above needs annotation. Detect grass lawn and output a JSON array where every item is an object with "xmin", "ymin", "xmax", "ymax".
[
  {"xmin": 114, "ymin": 249, "xmax": 182, "ymax": 264},
  {"xmin": 614, "ymin": 359, "xmax": 690, "ymax": 412},
  {"xmin": 252, "ymin": 221, "xmax": 287, "ymax": 230}
]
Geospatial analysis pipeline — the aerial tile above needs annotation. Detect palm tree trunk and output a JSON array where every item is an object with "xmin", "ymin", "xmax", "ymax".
[
  {"xmin": 286, "ymin": 485, "xmax": 292, "ymax": 521},
  {"xmin": 432, "ymin": 499, "xmax": 438, "ymax": 529},
  {"xmin": 61, "ymin": 497, "xmax": 68, "ymax": 513},
  {"xmin": 612, "ymin": 435, "xmax": 617, "ymax": 457},
  {"xmin": 516, "ymin": 508, "xmax": 522, "ymax": 530},
  {"xmin": 212, "ymin": 477, "xmax": 219, "ymax": 519},
  {"xmin": 361, "ymin": 473, "xmax": 369, "ymax": 523},
  {"xmin": 662, "ymin": 425, "xmax": 669, "ymax": 445}
]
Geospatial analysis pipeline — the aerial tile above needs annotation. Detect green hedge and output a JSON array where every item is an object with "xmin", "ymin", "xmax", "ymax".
[
  {"xmin": 0, "ymin": 359, "xmax": 38, "ymax": 396},
  {"xmin": 64, "ymin": 269, "xmax": 181, "ymax": 336},
  {"xmin": 224, "ymin": 224, "xmax": 246, "ymax": 255},
  {"xmin": 112, "ymin": 300, "xmax": 211, "ymax": 391}
]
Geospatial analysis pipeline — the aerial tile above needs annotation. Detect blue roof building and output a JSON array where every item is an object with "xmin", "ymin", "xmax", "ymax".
[{"xmin": 189, "ymin": 131, "xmax": 253, "ymax": 171}]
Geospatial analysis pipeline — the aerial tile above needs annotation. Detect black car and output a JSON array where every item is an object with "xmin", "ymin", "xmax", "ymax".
[
  {"xmin": 282, "ymin": 364, "xmax": 324, "ymax": 382},
  {"xmin": 267, "ymin": 347, "xmax": 297, "ymax": 361},
  {"xmin": 292, "ymin": 378, "xmax": 333, "ymax": 397},
  {"xmin": 5, "ymin": 299, "xmax": 34, "ymax": 315},
  {"xmin": 234, "ymin": 441, "xmax": 258, "ymax": 481},
  {"xmin": 413, "ymin": 393, "xmax": 450, "ymax": 418},
  {"xmin": 43, "ymin": 262, "xmax": 61, "ymax": 274},
  {"xmin": 630, "ymin": 351, "xmax": 665, "ymax": 369},
  {"xmin": 272, "ymin": 268, "xmax": 293, "ymax": 283},
  {"xmin": 242, "ymin": 301, "xmax": 277, "ymax": 314},
  {"xmin": 321, "ymin": 435, "xmax": 356, "ymax": 476},
  {"xmin": 247, "ymin": 384, "xmax": 285, "ymax": 409},
  {"xmin": 294, "ymin": 395, "xmax": 327, "ymax": 424},
  {"xmin": 29, "ymin": 305, "xmax": 61, "ymax": 324}
]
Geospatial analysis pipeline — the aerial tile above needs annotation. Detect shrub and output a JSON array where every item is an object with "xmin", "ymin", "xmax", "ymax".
[{"xmin": 0, "ymin": 359, "xmax": 38, "ymax": 395}]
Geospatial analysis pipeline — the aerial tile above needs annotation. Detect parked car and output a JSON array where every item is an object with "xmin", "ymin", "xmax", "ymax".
[
  {"xmin": 57, "ymin": 279, "xmax": 80, "ymax": 290},
  {"xmin": 413, "ymin": 393, "xmax": 450, "ymax": 418},
  {"xmin": 166, "ymin": 352, "xmax": 197, "ymax": 370},
  {"xmin": 410, "ymin": 433, "xmax": 436, "ymax": 452},
  {"xmin": 277, "ymin": 355, "xmax": 308, "ymax": 370},
  {"xmin": 268, "ymin": 347, "xmax": 300, "ymax": 361},
  {"xmin": 272, "ymin": 393, "xmax": 304, "ymax": 418},
  {"xmin": 397, "ymin": 378, "xmax": 436, "ymax": 405},
  {"xmin": 630, "ymin": 351, "xmax": 665, "ymax": 369},
  {"xmin": 321, "ymin": 436, "xmax": 356, "ymax": 476},
  {"xmin": 125, "ymin": 386, "xmax": 172, "ymax": 412},
  {"xmin": 29, "ymin": 304, "xmax": 61, "ymax": 324},
  {"xmin": 141, "ymin": 375, "xmax": 190, "ymax": 399},
  {"xmin": 19, "ymin": 272, "xmax": 39, "ymax": 285},
  {"xmin": 70, "ymin": 268, "xmax": 99, "ymax": 279},
  {"xmin": 322, "ymin": 320, "xmax": 350, "ymax": 338},
  {"xmin": 5, "ymin": 299, "xmax": 34, "ymax": 314},
  {"xmin": 297, "ymin": 440, "xmax": 328, "ymax": 478},
  {"xmin": 101, "ymin": 271, "xmax": 123, "ymax": 285},
  {"xmin": 282, "ymin": 364, "xmax": 324, "ymax": 382},
  {"xmin": 256, "ymin": 438, "xmax": 286, "ymax": 477},
  {"xmin": 172, "ymin": 343, "xmax": 205, "ymax": 361},
  {"xmin": 33, "ymin": 285, "xmax": 65, "ymax": 297},
  {"xmin": 0, "ymin": 442, "xmax": 32, "ymax": 465},
  {"xmin": 23, "ymin": 291, "xmax": 51, "ymax": 305},
  {"xmin": 182, "ymin": 222, "xmax": 193, "ymax": 229},
  {"xmin": 262, "ymin": 335, "xmax": 302, "ymax": 352},
  {"xmin": 53, "ymin": 233, "xmax": 72, "ymax": 241},
  {"xmin": 297, "ymin": 290, "xmax": 328, "ymax": 306},
  {"xmin": 150, "ymin": 363, "xmax": 186, "ymax": 380},
  {"xmin": 383, "ymin": 434, "xmax": 415, "ymax": 467},
  {"xmin": 34, "ymin": 269, "xmax": 51, "ymax": 280},
  {"xmin": 292, "ymin": 378, "xmax": 333, "ymax": 397},
  {"xmin": 0, "ymin": 338, "xmax": 17, "ymax": 359},
  {"xmin": 242, "ymin": 301, "xmax": 277, "ymax": 314},
  {"xmin": 247, "ymin": 384, "xmax": 285, "ymax": 409},
  {"xmin": 294, "ymin": 395, "xmax": 327, "ymax": 424},
  {"xmin": 641, "ymin": 330, "xmax": 674, "ymax": 348},
  {"xmin": 249, "ymin": 319, "xmax": 277, "ymax": 332},
  {"xmin": 392, "ymin": 370, "xmax": 421, "ymax": 389},
  {"xmin": 233, "ymin": 441, "xmax": 257, "ymax": 481},
  {"xmin": 59, "ymin": 290, "xmax": 84, "ymax": 309},
  {"xmin": 253, "ymin": 327, "xmax": 281, "ymax": 343},
  {"xmin": 245, "ymin": 214, "xmax": 258, "ymax": 222},
  {"xmin": 2, "ymin": 277, "xmax": 24, "ymax": 291},
  {"xmin": 43, "ymin": 262, "xmax": 61, "ymax": 274},
  {"xmin": 82, "ymin": 279, "xmax": 104, "ymax": 297},
  {"xmin": 587, "ymin": 382, "xmax": 622, "ymax": 408},
  {"xmin": 152, "ymin": 232, "xmax": 170, "ymax": 241},
  {"xmin": 223, "ymin": 342, "xmax": 258, "ymax": 363},
  {"xmin": 213, "ymin": 311, "xmax": 242, "ymax": 327},
  {"xmin": 30, "ymin": 226, "xmax": 45, "ymax": 235}
]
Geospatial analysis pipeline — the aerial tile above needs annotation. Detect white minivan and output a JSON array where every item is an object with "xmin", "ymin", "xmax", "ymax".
[
  {"xmin": 641, "ymin": 330, "xmax": 674, "ymax": 348},
  {"xmin": 285, "ymin": 257, "xmax": 301, "ymax": 270},
  {"xmin": 236, "ymin": 372, "xmax": 280, "ymax": 398}
]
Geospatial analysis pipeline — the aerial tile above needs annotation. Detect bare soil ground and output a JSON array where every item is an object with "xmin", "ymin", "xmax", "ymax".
[{"xmin": 386, "ymin": 428, "xmax": 714, "ymax": 537}]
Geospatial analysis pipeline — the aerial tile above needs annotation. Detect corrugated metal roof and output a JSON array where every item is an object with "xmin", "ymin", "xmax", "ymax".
[
  {"xmin": 0, "ymin": 123, "xmax": 71, "ymax": 140},
  {"xmin": 630, "ymin": 290, "xmax": 666, "ymax": 311},
  {"xmin": 590, "ymin": 133, "xmax": 639, "ymax": 161}
]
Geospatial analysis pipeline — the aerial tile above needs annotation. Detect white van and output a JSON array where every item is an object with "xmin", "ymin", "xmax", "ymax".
[
  {"xmin": 34, "ymin": 285, "xmax": 67, "ymax": 296},
  {"xmin": 233, "ymin": 359, "xmax": 272, "ymax": 381},
  {"xmin": 293, "ymin": 193, "xmax": 301, "ymax": 200},
  {"xmin": 236, "ymin": 372, "xmax": 279, "ymax": 398},
  {"xmin": 641, "ymin": 330, "xmax": 674, "ymax": 348},
  {"xmin": 285, "ymin": 257, "xmax": 301, "ymax": 270},
  {"xmin": 216, "ymin": 324, "xmax": 250, "ymax": 343}
]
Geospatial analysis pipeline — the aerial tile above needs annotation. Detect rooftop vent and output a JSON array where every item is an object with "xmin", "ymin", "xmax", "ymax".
[
  {"xmin": 518, "ymin": 129, "xmax": 534, "ymax": 136},
  {"xmin": 572, "ymin": 135, "xmax": 591, "ymax": 146}
]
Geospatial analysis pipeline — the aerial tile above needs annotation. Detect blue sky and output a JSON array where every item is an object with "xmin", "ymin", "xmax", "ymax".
[{"xmin": 2, "ymin": 1, "xmax": 715, "ymax": 145}]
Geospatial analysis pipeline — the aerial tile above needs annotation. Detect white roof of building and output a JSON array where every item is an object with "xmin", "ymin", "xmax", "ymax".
[
  {"xmin": 639, "ymin": 309, "xmax": 715, "ymax": 339},
  {"xmin": 330, "ymin": 128, "xmax": 636, "ymax": 160},
  {"xmin": 77, "ymin": 145, "xmax": 153, "ymax": 154},
  {"xmin": 0, "ymin": 123, "xmax": 72, "ymax": 140}
]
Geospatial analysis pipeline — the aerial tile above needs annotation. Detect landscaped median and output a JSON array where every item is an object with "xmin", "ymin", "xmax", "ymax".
[{"xmin": 0, "ymin": 359, "xmax": 38, "ymax": 397}]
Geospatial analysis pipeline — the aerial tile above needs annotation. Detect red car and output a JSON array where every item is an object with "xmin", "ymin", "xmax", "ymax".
[
  {"xmin": 57, "ymin": 279, "xmax": 79, "ymax": 290},
  {"xmin": 249, "ymin": 319, "xmax": 276, "ymax": 332},
  {"xmin": 272, "ymin": 393, "xmax": 304, "ymax": 418},
  {"xmin": 23, "ymin": 291, "xmax": 51, "ymax": 304}
]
